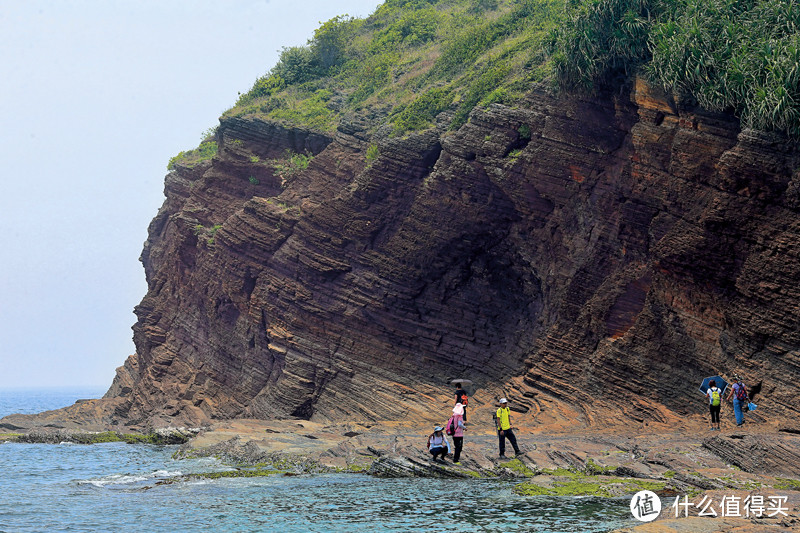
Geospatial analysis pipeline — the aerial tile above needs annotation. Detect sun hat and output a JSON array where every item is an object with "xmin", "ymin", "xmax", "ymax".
[
  {"xmin": 453, "ymin": 403, "xmax": 464, "ymax": 416},
  {"xmin": 499, "ymin": 398, "xmax": 508, "ymax": 404},
  {"xmin": 434, "ymin": 426, "xmax": 443, "ymax": 432}
]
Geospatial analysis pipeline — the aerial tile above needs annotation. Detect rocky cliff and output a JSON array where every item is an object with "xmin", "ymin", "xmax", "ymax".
[{"xmin": 8, "ymin": 79, "xmax": 800, "ymax": 432}]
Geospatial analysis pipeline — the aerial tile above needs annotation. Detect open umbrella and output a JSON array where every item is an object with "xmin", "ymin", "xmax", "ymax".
[
  {"xmin": 450, "ymin": 379, "xmax": 473, "ymax": 386},
  {"xmin": 699, "ymin": 375, "xmax": 729, "ymax": 397}
]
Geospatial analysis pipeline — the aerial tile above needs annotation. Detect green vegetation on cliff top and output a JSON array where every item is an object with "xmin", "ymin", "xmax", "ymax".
[
  {"xmin": 551, "ymin": 0, "xmax": 800, "ymax": 137},
  {"xmin": 192, "ymin": 0, "xmax": 798, "ymax": 153},
  {"xmin": 227, "ymin": 0, "xmax": 563, "ymax": 136}
]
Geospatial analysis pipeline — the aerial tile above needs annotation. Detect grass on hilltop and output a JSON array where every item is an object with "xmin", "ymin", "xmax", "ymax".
[{"xmin": 173, "ymin": 0, "xmax": 799, "ymax": 164}]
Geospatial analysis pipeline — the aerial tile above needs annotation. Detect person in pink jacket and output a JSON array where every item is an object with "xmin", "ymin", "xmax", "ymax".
[{"xmin": 448, "ymin": 403, "xmax": 467, "ymax": 464}]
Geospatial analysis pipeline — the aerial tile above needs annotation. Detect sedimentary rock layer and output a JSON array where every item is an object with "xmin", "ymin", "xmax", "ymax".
[{"xmin": 10, "ymin": 79, "xmax": 799, "ymax": 431}]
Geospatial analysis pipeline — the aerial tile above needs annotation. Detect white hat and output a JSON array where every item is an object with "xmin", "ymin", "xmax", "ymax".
[{"xmin": 499, "ymin": 398, "xmax": 508, "ymax": 404}]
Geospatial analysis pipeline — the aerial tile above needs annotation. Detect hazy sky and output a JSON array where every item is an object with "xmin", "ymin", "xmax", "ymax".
[{"xmin": 0, "ymin": 0, "xmax": 382, "ymax": 389}]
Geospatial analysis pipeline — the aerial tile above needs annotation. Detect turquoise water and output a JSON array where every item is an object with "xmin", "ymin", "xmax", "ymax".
[{"xmin": 0, "ymin": 388, "xmax": 636, "ymax": 532}]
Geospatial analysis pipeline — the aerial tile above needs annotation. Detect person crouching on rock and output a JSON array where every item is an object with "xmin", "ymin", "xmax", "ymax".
[
  {"xmin": 427, "ymin": 426, "xmax": 451, "ymax": 462},
  {"xmin": 448, "ymin": 403, "xmax": 467, "ymax": 464},
  {"xmin": 705, "ymin": 380, "xmax": 722, "ymax": 431},
  {"xmin": 496, "ymin": 398, "xmax": 522, "ymax": 457}
]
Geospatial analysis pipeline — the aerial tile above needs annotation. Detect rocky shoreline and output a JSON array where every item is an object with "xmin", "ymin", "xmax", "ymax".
[
  {"xmin": 0, "ymin": 426, "xmax": 200, "ymax": 445},
  {"xmin": 176, "ymin": 420, "xmax": 800, "ymax": 531},
  {"xmin": 6, "ymin": 417, "xmax": 798, "ymax": 531}
]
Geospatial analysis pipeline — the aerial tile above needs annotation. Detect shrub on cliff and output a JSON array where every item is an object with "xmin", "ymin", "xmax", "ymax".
[
  {"xmin": 237, "ymin": 15, "xmax": 362, "ymax": 106},
  {"xmin": 271, "ymin": 149, "xmax": 313, "ymax": 188},
  {"xmin": 550, "ymin": 0, "xmax": 800, "ymax": 138},
  {"xmin": 391, "ymin": 86, "xmax": 453, "ymax": 132},
  {"xmin": 312, "ymin": 15, "xmax": 363, "ymax": 71},
  {"xmin": 168, "ymin": 139, "xmax": 217, "ymax": 170},
  {"xmin": 271, "ymin": 47, "xmax": 320, "ymax": 86},
  {"xmin": 548, "ymin": 0, "xmax": 662, "ymax": 93}
]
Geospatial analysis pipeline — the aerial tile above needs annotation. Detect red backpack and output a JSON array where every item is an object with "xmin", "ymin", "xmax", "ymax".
[
  {"xmin": 457, "ymin": 391, "xmax": 468, "ymax": 407},
  {"xmin": 735, "ymin": 383, "xmax": 748, "ymax": 401},
  {"xmin": 445, "ymin": 416, "xmax": 456, "ymax": 435}
]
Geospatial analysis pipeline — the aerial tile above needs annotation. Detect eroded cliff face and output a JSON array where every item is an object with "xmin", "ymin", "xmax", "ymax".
[{"xmin": 94, "ymin": 79, "xmax": 800, "ymax": 430}]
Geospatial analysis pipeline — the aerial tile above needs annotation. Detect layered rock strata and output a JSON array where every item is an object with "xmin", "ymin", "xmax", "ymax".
[{"xmin": 6, "ymin": 78, "xmax": 799, "ymax": 432}]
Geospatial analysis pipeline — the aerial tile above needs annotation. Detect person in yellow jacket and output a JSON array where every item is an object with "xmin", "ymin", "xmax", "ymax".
[{"xmin": 495, "ymin": 398, "xmax": 522, "ymax": 457}]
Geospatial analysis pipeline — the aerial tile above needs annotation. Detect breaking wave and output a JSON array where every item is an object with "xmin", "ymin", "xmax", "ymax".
[{"xmin": 79, "ymin": 469, "xmax": 183, "ymax": 488}]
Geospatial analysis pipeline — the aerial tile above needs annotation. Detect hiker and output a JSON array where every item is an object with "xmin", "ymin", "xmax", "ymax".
[
  {"xmin": 455, "ymin": 383, "xmax": 469, "ymax": 422},
  {"xmin": 725, "ymin": 374, "xmax": 749, "ymax": 427},
  {"xmin": 427, "ymin": 426, "xmax": 451, "ymax": 462},
  {"xmin": 705, "ymin": 379, "xmax": 722, "ymax": 431},
  {"xmin": 495, "ymin": 398, "xmax": 522, "ymax": 457},
  {"xmin": 446, "ymin": 403, "xmax": 467, "ymax": 464}
]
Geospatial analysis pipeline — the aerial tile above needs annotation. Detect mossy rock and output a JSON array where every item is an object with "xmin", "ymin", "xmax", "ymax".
[
  {"xmin": 77, "ymin": 431, "xmax": 188, "ymax": 445},
  {"xmin": 68, "ymin": 431, "xmax": 124, "ymax": 444},
  {"xmin": 514, "ymin": 478, "xmax": 612, "ymax": 497},
  {"xmin": 498, "ymin": 458, "xmax": 536, "ymax": 477},
  {"xmin": 585, "ymin": 458, "xmax": 617, "ymax": 475},
  {"xmin": 460, "ymin": 468, "xmax": 486, "ymax": 478},
  {"xmin": 540, "ymin": 467, "xmax": 580, "ymax": 477},
  {"xmin": 168, "ymin": 140, "xmax": 217, "ymax": 170},
  {"xmin": 344, "ymin": 463, "xmax": 371, "ymax": 473},
  {"xmin": 775, "ymin": 477, "xmax": 800, "ymax": 491},
  {"xmin": 513, "ymin": 474, "xmax": 667, "ymax": 498},
  {"xmin": 187, "ymin": 468, "xmax": 288, "ymax": 480},
  {"xmin": 629, "ymin": 479, "xmax": 668, "ymax": 492}
]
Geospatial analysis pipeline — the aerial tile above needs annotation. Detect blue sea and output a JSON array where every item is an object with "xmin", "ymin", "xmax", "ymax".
[{"xmin": 0, "ymin": 388, "xmax": 636, "ymax": 532}]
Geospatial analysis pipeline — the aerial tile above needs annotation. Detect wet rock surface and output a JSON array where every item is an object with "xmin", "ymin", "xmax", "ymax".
[
  {"xmin": 162, "ymin": 419, "xmax": 800, "ymax": 532},
  {"xmin": 3, "ymin": 411, "xmax": 799, "ymax": 530}
]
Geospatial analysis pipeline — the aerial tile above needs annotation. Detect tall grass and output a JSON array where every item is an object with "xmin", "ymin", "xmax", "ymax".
[
  {"xmin": 225, "ymin": 0, "xmax": 563, "ymax": 134},
  {"xmin": 551, "ymin": 0, "xmax": 800, "ymax": 138},
  {"xmin": 221, "ymin": 0, "xmax": 800, "ymax": 143},
  {"xmin": 648, "ymin": 0, "xmax": 800, "ymax": 136}
]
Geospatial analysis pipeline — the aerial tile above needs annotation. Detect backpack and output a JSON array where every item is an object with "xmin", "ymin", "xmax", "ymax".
[
  {"xmin": 445, "ymin": 416, "xmax": 456, "ymax": 435},
  {"xmin": 457, "ymin": 391, "xmax": 468, "ymax": 407},
  {"xmin": 710, "ymin": 388, "xmax": 721, "ymax": 406},
  {"xmin": 735, "ymin": 383, "xmax": 747, "ymax": 401}
]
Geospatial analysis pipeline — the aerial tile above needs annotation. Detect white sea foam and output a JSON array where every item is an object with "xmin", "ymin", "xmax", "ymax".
[{"xmin": 79, "ymin": 469, "xmax": 183, "ymax": 487}]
